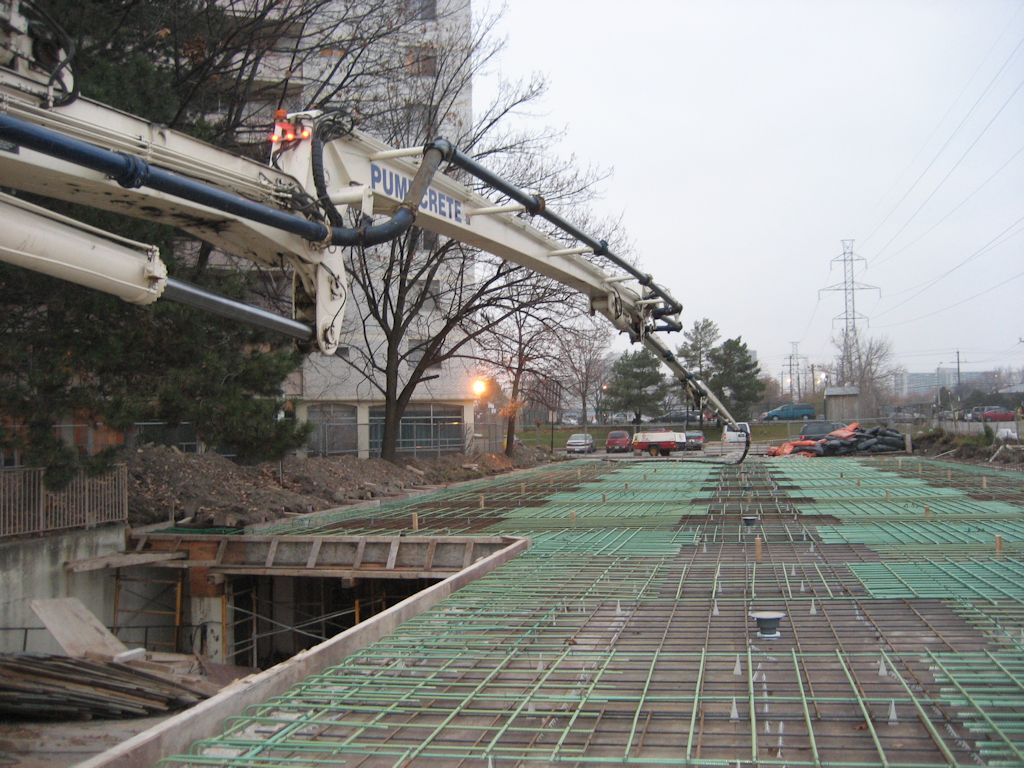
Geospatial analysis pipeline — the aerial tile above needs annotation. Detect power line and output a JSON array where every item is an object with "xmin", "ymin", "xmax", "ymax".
[
  {"xmin": 876, "ymin": 266, "xmax": 1024, "ymax": 328},
  {"xmin": 873, "ymin": 139, "xmax": 1024, "ymax": 271},
  {"xmin": 860, "ymin": 29, "xmax": 1024, "ymax": 251},
  {"xmin": 856, "ymin": 8, "xmax": 1024, "ymax": 247},
  {"xmin": 869, "ymin": 74, "xmax": 1024, "ymax": 265},
  {"xmin": 873, "ymin": 213, "xmax": 1024, "ymax": 318},
  {"xmin": 795, "ymin": 296, "xmax": 820, "ymax": 344}
]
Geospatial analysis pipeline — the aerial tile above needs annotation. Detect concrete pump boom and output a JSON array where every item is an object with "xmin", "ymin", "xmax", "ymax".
[{"xmin": 0, "ymin": 0, "xmax": 747, "ymax": 454}]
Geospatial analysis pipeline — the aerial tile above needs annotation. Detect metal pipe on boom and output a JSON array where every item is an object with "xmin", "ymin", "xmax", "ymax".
[{"xmin": 428, "ymin": 139, "xmax": 683, "ymax": 317}]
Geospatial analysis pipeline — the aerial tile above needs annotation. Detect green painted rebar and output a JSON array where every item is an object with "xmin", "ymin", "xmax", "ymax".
[
  {"xmin": 791, "ymin": 649, "xmax": 822, "ymax": 767},
  {"xmin": 835, "ymin": 649, "xmax": 890, "ymax": 768}
]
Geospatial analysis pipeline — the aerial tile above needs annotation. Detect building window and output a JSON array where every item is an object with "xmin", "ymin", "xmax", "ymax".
[
  {"xmin": 405, "ymin": 45, "xmax": 437, "ymax": 77},
  {"xmin": 407, "ymin": 338, "xmax": 427, "ymax": 366},
  {"xmin": 420, "ymin": 229, "xmax": 439, "ymax": 251},
  {"xmin": 369, "ymin": 403, "xmax": 464, "ymax": 455},
  {"xmin": 412, "ymin": 279, "xmax": 441, "ymax": 310},
  {"xmin": 407, "ymin": 338, "xmax": 442, "ymax": 370},
  {"xmin": 405, "ymin": 0, "xmax": 437, "ymax": 21},
  {"xmin": 306, "ymin": 404, "xmax": 358, "ymax": 456}
]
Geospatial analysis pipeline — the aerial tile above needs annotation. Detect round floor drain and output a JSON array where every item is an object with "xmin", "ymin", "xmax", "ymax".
[{"xmin": 750, "ymin": 610, "xmax": 786, "ymax": 639}]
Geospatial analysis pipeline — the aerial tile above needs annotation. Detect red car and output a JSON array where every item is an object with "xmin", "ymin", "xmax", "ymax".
[
  {"xmin": 981, "ymin": 407, "xmax": 1015, "ymax": 422},
  {"xmin": 605, "ymin": 430, "xmax": 632, "ymax": 453}
]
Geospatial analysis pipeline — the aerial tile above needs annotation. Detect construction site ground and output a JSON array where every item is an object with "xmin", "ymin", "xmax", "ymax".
[
  {"xmin": 124, "ymin": 445, "xmax": 550, "ymax": 528},
  {"xmin": 99, "ymin": 450, "xmax": 1024, "ymax": 768}
]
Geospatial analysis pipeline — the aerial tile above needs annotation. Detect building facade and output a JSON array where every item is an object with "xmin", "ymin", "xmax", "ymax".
[{"xmin": 289, "ymin": 0, "xmax": 479, "ymax": 458}]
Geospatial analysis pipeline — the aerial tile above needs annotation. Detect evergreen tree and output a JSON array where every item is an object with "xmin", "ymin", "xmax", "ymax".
[
  {"xmin": 677, "ymin": 318, "xmax": 720, "ymax": 381},
  {"xmin": 707, "ymin": 337, "xmax": 765, "ymax": 420},
  {"xmin": 603, "ymin": 350, "xmax": 668, "ymax": 424},
  {"xmin": 0, "ymin": 1, "xmax": 325, "ymax": 482},
  {"xmin": 677, "ymin": 318, "xmax": 720, "ymax": 424}
]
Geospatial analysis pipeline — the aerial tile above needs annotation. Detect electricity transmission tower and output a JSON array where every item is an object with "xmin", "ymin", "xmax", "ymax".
[
  {"xmin": 785, "ymin": 341, "xmax": 808, "ymax": 400},
  {"xmin": 819, "ymin": 239, "xmax": 879, "ymax": 385}
]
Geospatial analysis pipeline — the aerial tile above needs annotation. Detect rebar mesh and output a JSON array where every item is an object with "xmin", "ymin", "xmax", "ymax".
[{"xmin": 160, "ymin": 456, "xmax": 1024, "ymax": 767}]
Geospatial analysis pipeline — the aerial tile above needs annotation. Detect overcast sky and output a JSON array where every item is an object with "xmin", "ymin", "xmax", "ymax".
[{"xmin": 474, "ymin": 0, "xmax": 1024, "ymax": 382}]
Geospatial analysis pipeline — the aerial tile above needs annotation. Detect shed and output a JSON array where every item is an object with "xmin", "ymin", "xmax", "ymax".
[{"xmin": 824, "ymin": 386, "xmax": 861, "ymax": 422}]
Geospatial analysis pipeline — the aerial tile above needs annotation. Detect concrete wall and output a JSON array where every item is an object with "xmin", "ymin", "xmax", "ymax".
[{"xmin": 0, "ymin": 525, "xmax": 124, "ymax": 653}]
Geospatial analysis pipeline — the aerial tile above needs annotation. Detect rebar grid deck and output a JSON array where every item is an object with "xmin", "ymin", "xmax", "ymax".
[{"xmin": 162, "ymin": 457, "xmax": 1024, "ymax": 767}]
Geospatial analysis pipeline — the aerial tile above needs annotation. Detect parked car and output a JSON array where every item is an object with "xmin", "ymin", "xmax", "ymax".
[
  {"xmin": 605, "ymin": 430, "xmax": 632, "ymax": 453},
  {"xmin": 683, "ymin": 430, "xmax": 705, "ymax": 451},
  {"xmin": 565, "ymin": 433, "xmax": 595, "ymax": 453},
  {"xmin": 891, "ymin": 412, "xmax": 919, "ymax": 424},
  {"xmin": 722, "ymin": 422, "xmax": 751, "ymax": 444},
  {"xmin": 799, "ymin": 421, "xmax": 844, "ymax": 440},
  {"xmin": 966, "ymin": 406, "xmax": 987, "ymax": 422},
  {"xmin": 764, "ymin": 403, "xmax": 815, "ymax": 421},
  {"xmin": 656, "ymin": 410, "xmax": 701, "ymax": 424},
  {"xmin": 981, "ymin": 406, "xmax": 1015, "ymax": 422}
]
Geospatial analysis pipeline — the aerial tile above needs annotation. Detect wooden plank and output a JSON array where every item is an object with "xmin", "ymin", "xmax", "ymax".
[
  {"xmin": 385, "ymin": 539, "xmax": 399, "ymax": 570},
  {"xmin": 463, "ymin": 540, "xmax": 475, "ymax": 569},
  {"xmin": 214, "ymin": 539, "xmax": 228, "ymax": 565},
  {"xmin": 65, "ymin": 551, "xmax": 186, "ymax": 573},
  {"xmin": 353, "ymin": 538, "xmax": 366, "ymax": 568},
  {"xmin": 264, "ymin": 539, "xmax": 278, "ymax": 567},
  {"xmin": 30, "ymin": 598, "xmax": 127, "ymax": 658},
  {"xmin": 305, "ymin": 538, "xmax": 322, "ymax": 569},
  {"xmin": 425, "ymin": 540, "xmax": 437, "ymax": 569},
  {"xmin": 209, "ymin": 567, "xmax": 455, "ymax": 579}
]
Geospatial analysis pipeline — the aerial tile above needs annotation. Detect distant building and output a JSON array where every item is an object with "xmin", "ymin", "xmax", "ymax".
[{"xmin": 891, "ymin": 368, "xmax": 998, "ymax": 398}]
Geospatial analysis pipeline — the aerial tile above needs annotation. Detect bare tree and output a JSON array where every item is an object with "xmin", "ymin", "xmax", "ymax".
[
  {"xmin": 558, "ymin": 320, "xmax": 615, "ymax": 426},
  {"xmin": 330, "ymin": 8, "xmax": 616, "ymax": 461},
  {"xmin": 475, "ymin": 276, "xmax": 577, "ymax": 454},
  {"xmin": 835, "ymin": 333, "xmax": 902, "ymax": 416},
  {"xmin": 52, "ymin": 0, "xmax": 432, "ymax": 149}
]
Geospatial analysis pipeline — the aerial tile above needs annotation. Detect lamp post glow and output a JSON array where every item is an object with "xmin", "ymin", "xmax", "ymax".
[{"xmin": 471, "ymin": 378, "xmax": 487, "ymax": 397}]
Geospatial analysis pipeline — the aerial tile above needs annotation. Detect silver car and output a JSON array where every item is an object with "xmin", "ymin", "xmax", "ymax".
[{"xmin": 565, "ymin": 433, "xmax": 595, "ymax": 453}]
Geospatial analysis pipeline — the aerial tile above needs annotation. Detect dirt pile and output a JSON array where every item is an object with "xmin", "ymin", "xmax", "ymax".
[
  {"xmin": 913, "ymin": 428, "xmax": 1023, "ymax": 467},
  {"xmin": 124, "ymin": 444, "xmax": 550, "ymax": 528}
]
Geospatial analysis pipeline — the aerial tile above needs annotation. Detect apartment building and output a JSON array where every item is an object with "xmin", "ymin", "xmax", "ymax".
[{"xmin": 288, "ymin": 0, "xmax": 480, "ymax": 458}]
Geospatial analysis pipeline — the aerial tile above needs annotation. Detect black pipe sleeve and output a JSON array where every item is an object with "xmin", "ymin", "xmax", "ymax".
[{"xmin": 0, "ymin": 113, "xmax": 420, "ymax": 249}]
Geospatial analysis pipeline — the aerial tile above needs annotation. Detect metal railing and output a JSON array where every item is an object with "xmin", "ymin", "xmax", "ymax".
[
  {"xmin": 307, "ymin": 420, "xmax": 479, "ymax": 457},
  {"xmin": 0, "ymin": 622, "xmax": 200, "ymax": 654},
  {"xmin": 0, "ymin": 464, "xmax": 128, "ymax": 539}
]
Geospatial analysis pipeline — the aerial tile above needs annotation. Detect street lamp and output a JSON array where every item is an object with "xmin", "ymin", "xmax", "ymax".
[{"xmin": 471, "ymin": 378, "xmax": 487, "ymax": 398}]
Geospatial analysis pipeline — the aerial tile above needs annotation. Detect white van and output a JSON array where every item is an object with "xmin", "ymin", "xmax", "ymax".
[{"xmin": 722, "ymin": 422, "xmax": 751, "ymax": 444}]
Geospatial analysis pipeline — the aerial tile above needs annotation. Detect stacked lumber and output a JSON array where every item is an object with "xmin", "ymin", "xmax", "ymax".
[{"xmin": 0, "ymin": 653, "xmax": 208, "ymax": 720}]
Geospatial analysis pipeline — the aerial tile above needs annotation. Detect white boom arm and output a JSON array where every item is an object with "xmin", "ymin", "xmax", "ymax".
[{"xmin": 0, "ymin": 0, "xmax": 742, "ymax": 434}]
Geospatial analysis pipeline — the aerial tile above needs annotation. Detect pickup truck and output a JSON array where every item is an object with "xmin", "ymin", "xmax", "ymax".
[
  {"xmin": 722, "ymin": 422, "xmax": 751, "ymax": 444},
  {"xmin": 633, "ymin": 430, "xmax": 686, "ymax": 456}
]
